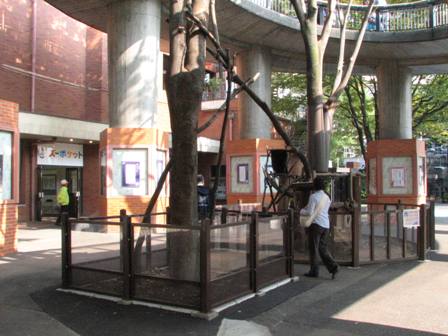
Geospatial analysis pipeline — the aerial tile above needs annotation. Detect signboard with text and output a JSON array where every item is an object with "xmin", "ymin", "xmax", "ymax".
[
  {"xmin": 403, "ymin": 209, "xmax": 420, "ymax": 228},
  {"xmin": 37, "ymin": 143, "xmax": 83, "ymax": 167}
]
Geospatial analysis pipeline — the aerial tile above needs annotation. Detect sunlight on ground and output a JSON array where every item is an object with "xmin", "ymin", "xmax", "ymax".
[{"xmin": 332, "ymin": 262, "xmax": 448, "ymax": 334}]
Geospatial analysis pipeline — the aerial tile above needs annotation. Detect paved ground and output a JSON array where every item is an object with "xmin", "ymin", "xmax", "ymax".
[{"xmin": 1, "ymin": 205, "xmax": 448, "ymax": 336}]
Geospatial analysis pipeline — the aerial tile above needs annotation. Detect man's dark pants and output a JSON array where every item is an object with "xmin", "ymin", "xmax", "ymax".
[
  {"xmin": 56, "ymin": 205, "xmax": 69, "ymax": 225},
  {"xmin": 307, "ymin": 223, "xmax": 338, "ymax": 276}
]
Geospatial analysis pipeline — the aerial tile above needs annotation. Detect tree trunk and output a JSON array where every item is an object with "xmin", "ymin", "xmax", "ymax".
[{"xmin": 166, "ymin": 0, "xmax": 210, "ymax": 281}]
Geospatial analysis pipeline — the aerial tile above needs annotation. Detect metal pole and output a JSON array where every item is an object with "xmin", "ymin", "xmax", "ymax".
[
  {"xmin": 352, "ymin": 175, "xmax": 361, "ymax": 267},
  {"xmin": 418, "ymin": 204, "xmax": 427, "ymax": 260},
  {"xmin": 122, "ymin": 213, "xmax": 133, "ymax": 300},
  {"xmin": 429, "ymin": 200, "xmax": 436, "ymax": 250},
  {"xmin": 287, "ymin": 208, "xmax": 295, "ymax": 277},
  {"xmin": 250, "ymin": 211, "xmax": 258, "ymax": 292},
  {"xmin": 200, "ymin": 219, "xmax": 211, "ymax": 313},
  {"xmin": 61, "ymin": 212, "xmax": 71, "ymax": 288}
]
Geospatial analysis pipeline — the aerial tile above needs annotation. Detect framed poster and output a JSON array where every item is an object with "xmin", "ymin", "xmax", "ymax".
[
  {"xmin": 112, "ymin": 149, "xmax": 147, "ymax": 196},
  {"xmin": 0, "ymin": 154, "xmax": 3, "ymax": 195},
  {"xmin": 382, "ymin": 157, "xmax": 413, "ymax": 195},
  {"xmin": 231, "ymin": 156, "xmax": 253, "ymax": 193},
  {"xmin": 390, "ymin": 167, "xmax": 406, "ymax": 188},
  {"xmin": 368, "ymin": 158, "xmax": 377, "ymax": 195},
  {"xmin": 0, "ymin": 131, "xmax": 12, "ymax": 200},
  {"xmin": 237, "ymin": 163, "xmax": 249, "ymax": 184},
  {"xmin": 122, "ymin": 161, "xmax": 140, "ymax": 188}
]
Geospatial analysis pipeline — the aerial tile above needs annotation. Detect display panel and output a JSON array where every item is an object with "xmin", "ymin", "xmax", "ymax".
[
  {"xmin": 111, "ymin": 149, "xmax": 148, "ymax": 196},
  {"xmin": 0, "ymin": 131, "xmax": 12, "ymax": 200},
  {"xmin": 382, "ymin": 156, "xmax": 413, "ymax": 195},
  {"xmin": 231, "ymin": 156, "xmax": 253, "ymax": 193},
  {"xmin": 368, "ymin": 158, "xmax": 377, "ymax": 195}
]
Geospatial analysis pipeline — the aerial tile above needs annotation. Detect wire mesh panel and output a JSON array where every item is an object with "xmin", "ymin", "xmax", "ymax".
[
  {"xmin": 209, "ymin": 222, "xmax": 251, "ymax": 308},
  {"xmin": 132, "ymin": 225, "xmax": 202, "ymax": 309},
  {"xmin": 71, "ymin": 222, "xmax": 122, "ymax": 272},
  {"xmin": 68, "ymin": 221, "xmax": 123, "ymax": 296},
  {"xmin": 405, "ymin": 227, "xmax": 418, "ymax": 257},
  {"xmin": 71, "ymin": 268, "xmax": 124, "ymax": 296},
  {"xmin": 258, "ymin": 217, "xmax": 285, "ymax": 262},
  {"xmin": 389, "ymin": 211, "xmax": 404, "ymax": 259},
  {"xmin": 372, "ymin": 213, "xmax": 388, "ymax": 261},
  {"xmin": 331, "ymin": 213, "xmax": 353, "ymax": 263},
  {"xmin": 257, "ymin": 216, "xmax": 289, "ymax": 288},
  {"xmin": 359, "ymin": 213, "xmax": 372, "ymax": 262},
  {"xmin": 210, "ymin": 223, "xmax": 250, "ymax": 280}
]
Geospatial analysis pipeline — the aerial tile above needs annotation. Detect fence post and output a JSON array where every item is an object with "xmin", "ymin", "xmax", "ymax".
[
  {"xmin": 61, "ymin": 212, "xmax": 71, "ymax": 289},
  {"xmin": 121, "ymin": 210, "xmax": 133, "ymax": 300},
  {"xmin": 287, "ymin": 208, "xmax": 295, "ymax": 278},
  {"xmin": 221, "ymin": 207, "xmax": 228, "ymax": 225},
  {"xmin": 376, "ymin": 8, "xmax": 381, "ymax": 31},
  {"xmin": 428, "ymin": 200, "xmax": 436, "ymax": 250},
  {"xmin": 429, "ymin": 3, "xmax": 434, "ymax": 28},
  {"xmin": 418, "ymin": 204, "xmax": 427, "ymax": 261},
  {"xmin": 351, "ymin": 175, "xmax": 361, "ymax": 267},
  {"xmin": 250, "ymin": 211, "xmax": 258, "ymax": 292},
  {"xmin": 200, "ymin": 219, "xmax": 211, "ymax": 314},
  {"xmin": 351, "ymin": 205, "xmax": 360, "ymax": 267}
]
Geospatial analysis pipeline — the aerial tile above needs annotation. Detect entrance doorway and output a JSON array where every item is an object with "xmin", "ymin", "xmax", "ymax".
[{"xmin": 36, "ymin": 166, "xmax": 82, "ymax": 221}]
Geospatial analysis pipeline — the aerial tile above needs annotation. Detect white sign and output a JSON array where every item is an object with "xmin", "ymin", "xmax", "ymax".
[
  {"xmin": 403, "ymin": 209, "xmax": 420, "ymax": 228},
  {"xmin": 37, "ymin": 143, "xmax": 84, "ymax": 167}
]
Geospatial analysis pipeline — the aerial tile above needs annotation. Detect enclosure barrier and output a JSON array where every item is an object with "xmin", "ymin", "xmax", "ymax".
[
  {"xmin": 61, "ymin": 210, "xmax": 295, "ymax": 315},
  {"xmin": 295, "ymin": 201, "xmax": 434, "ymax": 267},
  {"xmin": 249, "ymin": 0, "xmax": 448, "ymax": 31}
]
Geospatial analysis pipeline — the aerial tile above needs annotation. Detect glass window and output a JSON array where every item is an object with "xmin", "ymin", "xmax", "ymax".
[{"xmin": 0, "ymin": 131, "xmax": 12, "ymax": 200}]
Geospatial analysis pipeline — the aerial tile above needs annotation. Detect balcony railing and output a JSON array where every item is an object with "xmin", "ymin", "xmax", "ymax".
[{"xmin": 248, "ymin": 0, "xmax": 448, "ymax": 31}]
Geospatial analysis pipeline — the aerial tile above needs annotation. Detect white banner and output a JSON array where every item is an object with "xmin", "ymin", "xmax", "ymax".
[{"xmin": 37, "ymin": 143, "xmax": 83, "ymax": 167}]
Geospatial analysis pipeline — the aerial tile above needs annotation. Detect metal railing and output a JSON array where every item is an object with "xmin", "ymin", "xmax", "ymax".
[
  {"xmin": 248, "ymin": 0, "xmax": 448, "ymax": 31},
  {"xmin": 61, "ymin": 210, "xmax": 294, "ymax": 314},
  {"xmin": 295, "ymin": 201, "xmax": 434, "ymax": 266}
]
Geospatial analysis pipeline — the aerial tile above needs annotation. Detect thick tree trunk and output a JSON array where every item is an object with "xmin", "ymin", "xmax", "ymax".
[{"xmin": 166, "ymin": 0, "xmax": 210, "ymax": 281}]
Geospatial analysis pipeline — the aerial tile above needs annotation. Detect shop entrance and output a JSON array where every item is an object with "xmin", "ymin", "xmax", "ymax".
[{"xmin": 36, "ymin": 166, "xmax": 82, "ymax": 220}]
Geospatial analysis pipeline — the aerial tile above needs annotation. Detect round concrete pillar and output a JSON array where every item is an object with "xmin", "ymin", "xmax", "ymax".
[
  {"xmin": 107, "ymin": 0, "xmax": 161, "ymax": 128},
  {"xmin": 377, "ymin": 61, "xmax": 413, "ymax": 139},
  {"xmin": 236, "ymin": 47, "xmax": 273, "ymax": 139}
]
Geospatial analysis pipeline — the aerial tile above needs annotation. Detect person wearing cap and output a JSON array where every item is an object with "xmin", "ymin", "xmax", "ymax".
[{"xmin": 56, "ymin": 179, "xmax": 70, "ymax": 225}]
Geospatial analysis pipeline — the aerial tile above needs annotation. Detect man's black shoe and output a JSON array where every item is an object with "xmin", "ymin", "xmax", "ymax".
[
  {"xmin": 331, "ymin": 267, "xmax": 339, "ymax": 280},
  {"xmin": 303, "ymin": 272, "xmax": 318, "ymax": 278}
]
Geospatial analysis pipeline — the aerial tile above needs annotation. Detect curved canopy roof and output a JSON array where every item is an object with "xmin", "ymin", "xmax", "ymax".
[{"xmin": 44, "ymin": 0, "xmax": 448, "ymax": 74}]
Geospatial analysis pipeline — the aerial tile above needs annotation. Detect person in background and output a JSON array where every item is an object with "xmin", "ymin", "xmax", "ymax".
[
  {"xmin": 56, "ymin": 179, "xmax": 70, "ymax": 226},
  {"xmin": 301, "ymin": 177, "xmax": 339, "ymax": 279},
  {"xmin": 197, "ymin": 175, "xmax": 210, "ymax": 221}
]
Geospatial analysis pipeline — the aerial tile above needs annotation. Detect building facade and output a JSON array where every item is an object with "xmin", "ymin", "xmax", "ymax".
[{"xmin": 0, "ymin": 0, "xmax": 282, "ymax": 255}]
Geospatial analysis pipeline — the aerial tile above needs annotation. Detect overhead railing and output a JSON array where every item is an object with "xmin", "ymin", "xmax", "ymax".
[{"xmin": 248, "ymin": 0, "xmax": 448, "ymax": 31}]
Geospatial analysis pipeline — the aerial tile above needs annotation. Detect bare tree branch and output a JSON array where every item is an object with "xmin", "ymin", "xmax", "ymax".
[
  {"xmin": 329, "ymin": 0, "xmax": 374, "ymax": 102},
  {"xmin": 332, "ymin": 0, "xmax": 352, "ymax": 94},
  {"xmin": 319, "ymin": 0, "xmax": 336, "ymax": 57}
]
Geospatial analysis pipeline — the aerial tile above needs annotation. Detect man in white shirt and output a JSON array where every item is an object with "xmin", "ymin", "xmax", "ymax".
[{"xmin": 300, "ymin": 177, "xmax": 339, "ymax": 279}]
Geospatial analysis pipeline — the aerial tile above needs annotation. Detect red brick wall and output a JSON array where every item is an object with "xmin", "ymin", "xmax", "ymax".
[
  {"xmin": 0, "ymin": 99, "xmax": 19, "ymax": 256},
  {"xmin": 82, "ymin": 144, "xmax": 101, "ymax": 217},
  {"xmin": 0, "ymin": 0, "xmax": 108, "ymax": 123}
]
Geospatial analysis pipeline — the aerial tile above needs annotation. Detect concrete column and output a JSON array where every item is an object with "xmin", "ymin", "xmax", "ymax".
[
  {"xmin": 107, "ymin": 0, "xmax": 161, "ymax": 128},
  {"xmin": 236, "ymin": 47, "xmax": 273, "ymax": 139},
  {"xmin": 377, "ymin": 61, "xmax": 413, "ymax": 139}
]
